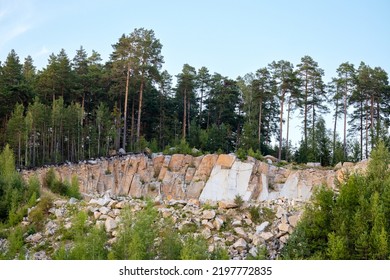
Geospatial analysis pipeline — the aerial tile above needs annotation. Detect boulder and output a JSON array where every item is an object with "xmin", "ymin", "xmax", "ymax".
[
  {"xmin": 264, "ymin": 155, "xmax": 278, "ymax": 163},
  {"xmin": 256, "ymin": 221, "xmax": 270, "ymax": 234},
  {"xmin": 307, "ymin": 162, "xmax": 321, "ymax": 167},
  {"xmin": 278, "ymin": 223, "xmax": 290, "ymax": 232},
  {"xmin": 201, "ymin": 228, "xmax": 212, "ymax": 239},
  {"xmin": 343, "ymin": 162, "xmax": 354, "ymax": 168},
  {"xmin": 218, "ymin": 200, "xmax": 238, "ymax": 209},
  {"xmin": 105, "ymin": 217, "xmax": 117, "ymax": 232},
  {"xmin": 288, "ymin": 215, "xmax": 300, "ymax": 228},
  {"xmin": 26, "ymin": 233, "xmax": 43, "ymax": 243},
  {"xmin": 233, "ymin": 227, "xmax": 248, "ymax": 239},
  {"xmin": 202, "ymin": 210, "xmax": 216, "ymax": 220},
  {"xmin": 260, "ymin": 231, "xmax": 273, "ymax": 241},
  {"xmin": 233, "ymin": 238, "xmax": 247, "ymax": 251},
  {"xmin": 213, "ymin": 216, "xmax": 224, "ymax": 231},
  {"xmin": 249, "ymin": 246, "xmax": 258, "ymax": 258},
  {"xmin": 334, "ymin": 162, "xmax": 343, "ymax": 170}
]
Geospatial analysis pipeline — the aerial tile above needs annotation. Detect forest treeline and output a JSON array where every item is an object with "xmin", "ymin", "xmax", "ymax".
[{"xmin": 1, "ymin": 28, "xmax": 389, "ymax": 168}]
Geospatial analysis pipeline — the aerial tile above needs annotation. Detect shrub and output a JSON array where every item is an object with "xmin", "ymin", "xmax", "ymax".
[
  {"xmin": 111, "ymin": 200, "xmax": 158, "ymax": 260},
  {"xmin": 6, "ymin": 226, "xmax": 25, "ymax": 259},
  {"xmin": 282, "ymin": 143, "xmax": 390, "ymax": 261},
  {"xmin": 234, "ymin": 194, "xmax": 244, "ymax": 208},
  {"xmin": 43, "ymin": 168, "xmax": 56, "ymax": 190},
  {"xmin": 66, "ymin": 176, "xmax": 82, "ymax": 199},
  {"xmin": 158, "ymin": 218, "xmax": 182, "ymax": 260},
  {"xmin": 29, "ymin": 195, "xmax": 53, "ymax": 231},
  {"xmin": 247, "ymin": 148, "xmax": 263, "ymax": 160},
  {"xmin": 248, "ymin": 205, "xmax": 261, "ymax": 224},
  {"xmin": 180, "ymin": 235, "xmax": 209, "ymax": 260},
  {"xmin": 236, "ymin": 148, "xmax": 247, "ymax": 161},
  {"xmin": 44, "ymin": 168, "xmax": 81, "ymax": 198},
  {"xmin": 211, "ymin": 245, "xmax": 229, "ymax": 260}
]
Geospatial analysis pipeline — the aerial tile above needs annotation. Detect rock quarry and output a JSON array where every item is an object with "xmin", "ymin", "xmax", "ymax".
[
  {"xmin": 21, "ymin": 153, "xmax": 367, "ymax": 203},
  {"xmin": 15, "ymin": 153, "xmax": 367, "ymax": 260}
]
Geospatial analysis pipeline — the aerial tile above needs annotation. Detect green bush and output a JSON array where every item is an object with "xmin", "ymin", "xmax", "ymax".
[
  {"xmin": 234, "ymin": 194, "xmax": 244, "ymax": 208},
  {"xmin": 28, "ymin": 195, "xmax": 53, "ymax": 231},
  {"xmin": 54, "ymin": 224, "xmax": 108, "ymax": 260},
  {"xmin": 6, "ymin": 226, "xmax": 25, "ymax": 259},
  {"xmin": 66, "ymin": 176, "xmax": 82, "ymax": 199},
  {"xmin": 158, "ymin": 218, "xmax": 182, "ymax": 260},
  {"xmin": 236, "ymin": 148, "xmax": 247, "ymax": 161},
  {"xmin": 211, "ymin": 245, "xmax": 230, "ymax": 260},
  {"xmin": 248, "ymin": 205, "xmax": 261, "ymax": 224},
  {"xmin": 43, "ymin": 168, "xmax": 81, "ymax": 198},
  {"xmin": 180, "ymin": 235, "xmax": 209, "ymax": 260},
  {"xmin": 282, "ymin": 141, "xmax": 390, "ymax": 260},
  {"xmin": 111, "ymin": 200, "xmax": 158, "ymax": 260}
]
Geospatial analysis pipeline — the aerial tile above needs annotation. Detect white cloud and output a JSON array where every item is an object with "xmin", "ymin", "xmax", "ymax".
[{"xmin": 0, "ymin": 1, "xmax": 35, "ymax": 48}]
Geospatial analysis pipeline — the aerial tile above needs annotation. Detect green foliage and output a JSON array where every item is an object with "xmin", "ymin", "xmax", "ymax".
[
  {"xmin": 28, "ymin": 195, "xmax": 53, "ymax": 231},
  {"xmin": 26, "ymin": 175, "xmax": 41, "ymax": 206},
  {"xmin": 43, "ymin": 168, "xmax": 81, "ymax": 198},
  {"xmin": 179, "ymin": 222, "xmax": 198, "ymax": 234},
  {"xmin": 234, "ymin": 194, "xmax": 244, "ymax": 208},
  {"xmin": 246, "ymin": 245, "xmax": 268, "ymax": 260},
  {"xmin": 112, "ymin": 200, "xmax": 158, "ymax": 260},
  {"xmin": 157, "ymin": 218, "xmax": 183, "ymax": 260},
  {"xmin": 67, "ymin": 176, "xmax": 82, "ymax": 199},
  {"xmin": 6, "ymin": 226, "xmax": 25, "ymax": 259},
  {"xmin": 54, "ymin": 222, "xmax": 108, "ymax": 260},
  {"xmin": 236, "ymin": 148, "xmax": 247, "ymax": 161},
  {"xmin": 180, "ymin": 235, "xmax": 209, "ymax": 260},
  {"xmin": 211, "ymin": 245, "xmax": 230, "ymax": 260},
  {"xmin": 248, "ymin": 205, "xmax": 261, "ymax": 224},
  {"xmin": 283, "ymin": 142, "xmax": 390, "ymax": 259},
  {"xmin": 0, "ymin": 145, "xmax": 41, "ymax": 225},
  {"xmin": 236, "ymin": 147, "xmax": 263, "ymax": 161},
  {"xmin": 68, "ymin": 225, "xmax": 108, "ymax": 260}
]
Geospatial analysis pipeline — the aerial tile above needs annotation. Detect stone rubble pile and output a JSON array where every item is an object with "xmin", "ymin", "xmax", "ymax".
[{"xmin": 1, "ymin": 191, "xmax": 306, "ymax": 260}]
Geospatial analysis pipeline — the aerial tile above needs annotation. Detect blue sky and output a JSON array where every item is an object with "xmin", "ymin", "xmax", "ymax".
[{"xmin": 1, "ymin": 0, "xmax": 389, "ymax": 145}]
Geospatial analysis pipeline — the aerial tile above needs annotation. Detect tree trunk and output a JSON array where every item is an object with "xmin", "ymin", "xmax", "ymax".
[
  {"xmin": 333, "ymin": 103, "xmax": 338, "ymax": 164},
  {"xmin": 18, "ymin": 132, "xmax": 21, "ymax": 167},
  {"xmin": 199, "ymin": 86, "xmax": 204, "ymax": 124},
  {"xmin": 286, "ymin": 97, "xmax": 291, "ymax": 162},
  {"xmin": 136, "ymin": 74, "xmax": 145, "ymax": 148},
  {"xmin": 97, "ymin": 124, "xmax": 101, "ymax": 156},
  {"xmin": 365, "ymin": 98, "xmax": 369, "ymax": 159},
  {"xmin": 370, "ymin": 94, "xmax": 374, "ymax": 150},
  {"xmin": 278, "ymin": 89, "xmax": 285, "ymax": 161},
  {"xmin": 376, "ymin": 101, "xmax": 380, "ymax": 143},
  {"xmin": 187, "ymin": 96, "xmax": 191, "ymax": 137},
  {"xmin": 343, "ymin": 86, "xmax": 348, "ymax": 159},
  {"xmin": 258, "ymin": 97, "xmax": 263, "ymax": 151},
  {"xmin": 312, "ymin": 101, "xmax": 316, "ymax": 158},
  {"xmin": 130, "ymin": 92, "xmax": 135, "ymax": 150},
  {"xmin": 33, "ymin": 127, "xmax": 36, "ymax": 166},
  {"xmin": 182, "ymin": 88, "xmax": 187, "ymax": 140},
  {"xmin": 360, "ymin": 99, "xmax": 363, "ymax": 161},
  {"xmin": 123, "ymin": 65, "xmax": 130, "ymax": 150},
  {"xmin": 304, "ymin": 71, "xmax": 308, "ymax": 148}
]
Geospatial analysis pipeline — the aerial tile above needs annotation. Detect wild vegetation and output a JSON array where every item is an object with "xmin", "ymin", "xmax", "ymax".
[
  {"xmin": 1, "ymin": 28, "xmax": 389, "ymax": 169},
  {"xmin": 282, "ymin": 142, "xmax": 390, "ymax": 259},
  {"xmin": 1, "ymin": 27, "xmax": 390, "ymax": 260}
]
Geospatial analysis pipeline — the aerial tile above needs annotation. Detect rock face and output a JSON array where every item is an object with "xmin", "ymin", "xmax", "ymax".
[{"xmin": 21, "ymin": 153, "xmax": 366, "ymax": 203}]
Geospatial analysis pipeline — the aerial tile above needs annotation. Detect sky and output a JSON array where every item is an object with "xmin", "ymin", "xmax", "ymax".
[{"xmin": 1, "ymin": 0, "xmax": 389, "ymax": 146}]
